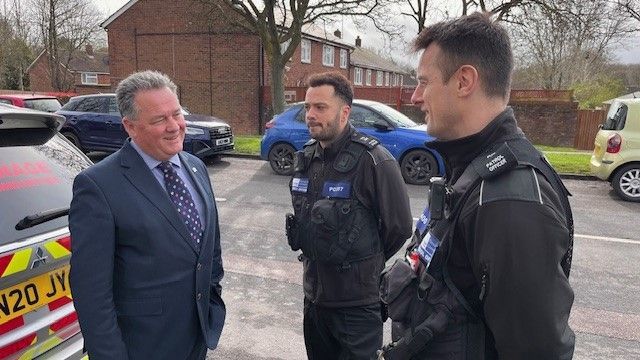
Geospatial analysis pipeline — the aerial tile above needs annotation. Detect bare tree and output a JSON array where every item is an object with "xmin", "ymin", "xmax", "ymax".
[
  {"xmin": 619, "ymin": 0, "xmax": 640, "ymax": 23},
  {"xmin": 200, "ymin": 0, "xmax": 399, "ymax": 115},
  {"xmin": 30, "ymin": 0, "xmax": 102, "ymax": 91},
  {"xmin": 511, "ymin": 0, "xmax": 634, "ymax": 89}
]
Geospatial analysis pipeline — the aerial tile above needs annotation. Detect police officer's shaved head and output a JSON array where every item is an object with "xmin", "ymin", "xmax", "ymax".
[{"xmin": 413, "ymin": 12, "xmax": 513, "ymax": 99}]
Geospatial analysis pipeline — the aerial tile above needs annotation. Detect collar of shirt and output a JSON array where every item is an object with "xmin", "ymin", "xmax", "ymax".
[{"xmin": 129, "ymin": 139, "xmax": 181, "ymax": 171}]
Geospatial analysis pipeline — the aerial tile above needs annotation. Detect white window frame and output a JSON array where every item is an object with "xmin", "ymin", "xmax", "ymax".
[
  {"xmin": 339, "ymin": 49, "xmax": 348, "ymax": 69},
  {"xmin": 81, "ymin": 72, "xmax": 98, "ymax": 85},
  {"xmin": 376, "ymin": 70, "xmax": 384, "ymax": 86},
  {"xmin": 385, "ymin": 72, "xmax": 390, "ymax": 86},
  {"xmin": 354, "ymin": 67, "xmax": 363, "ymax": 85},
  {"xmin": 322, "ymin": 45, "xmax": 334, "ymax": 67},
  {"xmin": 301, "ymin": 39, "xmax": 311, "ymax": 63},
  {"xmin": 366, "ymin": 69, "xmax": 372, "ymax": 86},
  {"xmin": 399, "ymin": 75, "xmax": 404, "ymax": 86}
]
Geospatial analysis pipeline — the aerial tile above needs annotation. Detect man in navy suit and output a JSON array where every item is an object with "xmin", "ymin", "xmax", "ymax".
[{"xmin": 69, "ymin": 70, "xmax": 225, "ymax": 360}]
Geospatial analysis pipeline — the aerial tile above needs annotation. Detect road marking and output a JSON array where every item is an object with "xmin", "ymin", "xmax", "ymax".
[
  {"xmin": 574, "ymin": 234, "xmax": 640, "ymax": 245},
  {"xmin": 411, "ymin": 218, "xmax": 639, "ymax": 245},
  {"xmin": 216, "ymin": 198, "xmax": 227, "ymax": 202}
]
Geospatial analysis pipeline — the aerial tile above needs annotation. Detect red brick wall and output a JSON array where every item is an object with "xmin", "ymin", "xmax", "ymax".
[
  {"xmin": 264, "ymin": 39, "xmax": 350, "ymax": 87},
  {"xmin": 510, "ymin": 100, "xmax": 578, "ymax": 147},
  {"xmin": 106, "ymin": 0, "xmax": 262, "ymax": 134}
]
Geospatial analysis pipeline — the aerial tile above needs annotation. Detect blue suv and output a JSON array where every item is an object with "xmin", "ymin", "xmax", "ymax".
[
  {"xmin": 56, "ymin": 94, "xmax": 234, "ymax": 158},
  {"xmin": 260, "ymin": 99, "xmax": 443, "ymax": 185}
]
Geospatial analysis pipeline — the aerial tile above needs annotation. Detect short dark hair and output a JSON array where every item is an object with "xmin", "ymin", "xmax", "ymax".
[
  {"xmin": 413, "ymin": 12, "xmax": 512, "ymax": 99},
  {"xmin": 307, "ymin": 72, "xmax": 353, "ymax": 106}
]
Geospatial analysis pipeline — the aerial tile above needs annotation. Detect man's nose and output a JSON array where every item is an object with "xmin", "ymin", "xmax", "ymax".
[
  {"xmin": 167, "ymin": 115, "xmax": 183, "ymax": 131},
  {"xmin": 410, "ymin": 87, "xmax": 423, "ymax": 105}
]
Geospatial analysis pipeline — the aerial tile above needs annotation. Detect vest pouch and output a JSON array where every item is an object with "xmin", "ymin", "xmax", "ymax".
[
  {"xmin": 311, "ymin": 198, "xmax": 347, "ymax": 264},
  {"xmin": 292, "ymin": 195, "xmax": 314, "ymax": 258},
  {"xmin": 380, "ymin": 258, "xmax": 419, "ymax": 323}
]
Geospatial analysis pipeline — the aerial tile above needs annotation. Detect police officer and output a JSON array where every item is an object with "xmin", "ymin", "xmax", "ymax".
[
  {"xmin": 379, "ymin": 13, "xmax": 575, "ymax": 359},
  {"xmin": 286, "ymin": 71, "xmax": 413, "ymax": 359}
]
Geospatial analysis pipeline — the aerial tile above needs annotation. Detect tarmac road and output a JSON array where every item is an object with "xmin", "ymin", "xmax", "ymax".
[{"xmin": 197, "ymin": 156, "xmax": 639, "ymax": 360}]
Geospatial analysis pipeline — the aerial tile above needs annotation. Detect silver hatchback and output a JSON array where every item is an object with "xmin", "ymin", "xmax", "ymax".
[{"xmin": 0, "ymin": 105, "xmax": 91, "ymax": 359}]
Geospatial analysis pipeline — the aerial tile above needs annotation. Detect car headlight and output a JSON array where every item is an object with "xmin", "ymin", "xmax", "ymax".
[{"xmin": 186, "ymin": 127, "xmax": 205, "ymax": 136}]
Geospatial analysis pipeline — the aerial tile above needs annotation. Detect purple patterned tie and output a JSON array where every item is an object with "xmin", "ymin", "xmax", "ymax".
[{"xmin": 158, "ymin": 161, "xmax": 202, "ymax": 247}]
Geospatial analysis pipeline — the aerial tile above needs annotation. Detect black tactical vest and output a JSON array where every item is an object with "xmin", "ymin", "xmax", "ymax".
[
  {"xmin": 386, "ymin": 136, "xmax": 573, "ymax": 359},
  {"xmin": 289, "ymin": 133, "xmax": 385, "ymax": 307}
]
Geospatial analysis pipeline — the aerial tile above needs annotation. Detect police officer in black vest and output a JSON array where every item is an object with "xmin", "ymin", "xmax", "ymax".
[
  {"xmin": 378, "ymin": 13, "xmax": 575, "ymax": 360},
  {"xmin": 286, "ymin": 72, "xmax": 413, "ymax": 359}
]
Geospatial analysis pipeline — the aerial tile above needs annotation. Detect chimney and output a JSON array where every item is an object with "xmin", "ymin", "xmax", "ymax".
[
  {"xmin": 334, "ymin": 29, "xmax": 341, "ymax": 39},
  {"xmin": 355, "ymin": 36, "xmax": 361, "ymax": 47},
  {"xmin": 85, "ymin": 44, "xmax": 94, "ymax": 56}
]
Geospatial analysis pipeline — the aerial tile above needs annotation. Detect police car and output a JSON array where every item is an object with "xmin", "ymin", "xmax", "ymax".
[{"xmin": 0, "ymin": 104, "xmax": 89, "ymax": 358}]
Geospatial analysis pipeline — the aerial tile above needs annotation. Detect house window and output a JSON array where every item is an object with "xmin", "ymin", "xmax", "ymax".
[
  {"xmin": 81, "ymin": 72, "xmax": 98, "ymax": 85},
  {"xmin": 399, "ymin": 75, "xmax": 404, "ymax": 86},
  {"xmin": 376, "ymin": 71, "xmax": 383, "ymax": 86},
  {"xmin": 366, "ymin": 69, "xmax": 372, "ymax": 86},
  {"xmin": 340, "ymin": 49, "xmax": 347, "ymax": 69},
  {"xmin": 354, "ymin": 68, "xmax": 363, "ymax": 85},
  {"xmin": 322, "ymin": 45, "xmax": 334, "ymax": 67},
  {"xmin": 385, "ymin": 72, "xmax": 390, "ymax": 86},
  {"xmin": 301, "ymin": 39, "xmax": 311, "ymax": 63}
]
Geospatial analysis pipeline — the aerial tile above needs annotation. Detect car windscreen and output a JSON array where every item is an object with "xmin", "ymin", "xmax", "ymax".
[
  {"xmin": 0, "ymin": 134, "xmax": 92, "ymax": 245},
  {"xmin": 364, "ymin": 102, "xmax": 418, "ymax": 128},
  {"xmin": 602, "ymin": 102, "xmax": 628, "ymax": 131},
  {"xmin": 24, "ymin": 99, "xmax": 62, "ymax": 113}
]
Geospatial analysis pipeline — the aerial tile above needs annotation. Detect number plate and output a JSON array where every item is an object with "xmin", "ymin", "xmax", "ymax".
[
  {"xmin": 0, "ymin": 265, "xmax": 71, "ymax": 323},
  {"xmin": 216, "ymin": 137, "xmax": 231, "ymax": 146}
]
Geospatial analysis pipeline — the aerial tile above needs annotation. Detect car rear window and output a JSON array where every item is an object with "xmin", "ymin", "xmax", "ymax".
[
  {"xmin": 23, "ymin": 98, "xmax": 62, "ymax": 113},
  {"xmin": 602, "ymin": 103, "xmax": 628, "ymax": 131},
  {"xmin": 0, "ymin": 134, "xmax": 92, "ymax": 245}
]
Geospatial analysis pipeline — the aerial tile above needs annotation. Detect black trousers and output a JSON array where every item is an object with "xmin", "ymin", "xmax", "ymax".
[{"xmin": 304, "ymin": 299, "xmax": 382, "ymax": 360}]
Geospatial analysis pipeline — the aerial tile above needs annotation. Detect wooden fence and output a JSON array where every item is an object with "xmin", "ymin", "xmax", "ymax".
[{"xmin": 575, "ymin": 109, "xmax": 606, "ymax": 150}]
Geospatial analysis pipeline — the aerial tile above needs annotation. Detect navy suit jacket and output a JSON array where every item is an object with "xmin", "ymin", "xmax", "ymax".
[{"xmin": 69, "ymin": 142, "xmax": 225, "ymax": 360}]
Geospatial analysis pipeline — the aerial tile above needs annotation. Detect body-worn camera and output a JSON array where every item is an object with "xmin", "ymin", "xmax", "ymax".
[{"xmin": 429, "ymin": 177, "xmax": 446, "ymax": 221}]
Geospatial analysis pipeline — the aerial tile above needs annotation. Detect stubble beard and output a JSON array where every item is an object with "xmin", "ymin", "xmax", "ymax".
[{"xmin": 309, "ymin": 112, "xmax": 342, "ymax": 143}]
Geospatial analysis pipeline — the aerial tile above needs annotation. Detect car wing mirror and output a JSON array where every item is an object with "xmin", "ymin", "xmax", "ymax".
[{"xmin": 372, "ymin": 120, "xmax": 392, "ymax": 131}]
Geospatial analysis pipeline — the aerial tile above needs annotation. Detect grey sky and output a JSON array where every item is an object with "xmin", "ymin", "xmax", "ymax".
[{"xmin": 96, "ymin": 0, "xmax": 639, "ymax": 65}]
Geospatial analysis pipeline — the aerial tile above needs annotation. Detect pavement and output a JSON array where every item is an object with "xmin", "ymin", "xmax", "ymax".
[{"xmin": 221, "ymin": 152, "xmax": 599, "ymax": 180}]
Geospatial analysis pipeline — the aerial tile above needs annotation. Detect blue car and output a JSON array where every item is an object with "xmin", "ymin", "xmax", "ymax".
[
  {"xmin": 260, "ymin": 99, "xmax": 443, "ymax": 185},
  {"xmin": 56, "ymin": 94, "xmax": 234, "ymax": 158}
]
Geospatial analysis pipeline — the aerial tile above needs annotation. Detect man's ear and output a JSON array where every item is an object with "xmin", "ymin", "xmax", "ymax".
[
  {"xmin": 341, "ymin": 105, "xmax": 351, "ymax": 124},
  {"xmin": 456, "ymin": 65, "xmax": 479, "ymax": 97},
  {"xmin": 122, "ymin": 117, "xmax": 135, "ymax": 137}
]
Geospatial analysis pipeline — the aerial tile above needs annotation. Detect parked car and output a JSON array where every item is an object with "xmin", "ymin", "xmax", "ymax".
[
  {"xmin": 0, "ymin": 104, "xmax": 91, "ymax": 358},
  {"xmin": 0, "ymin": 94, "xmax": 62, "ymax": 113},
  {"xmin": 56, "ymin": 93, "xmax": 234, "ymax": 158},
  {"xmin": 260, "ymin": 99, "xmax": 444, "ymax": 185},
  {"xmin": 590, "ymin": 98, "xmax": 640, "ymax": 202}
]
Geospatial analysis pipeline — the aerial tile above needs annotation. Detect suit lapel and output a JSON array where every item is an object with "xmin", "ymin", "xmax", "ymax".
[
  {"xmin": 120, "ymin": 143, "xmax": 198, "ymax": 255},
  {"xmin": 180, "ymin": 153, "xmax": 214, "ymax": 249}
]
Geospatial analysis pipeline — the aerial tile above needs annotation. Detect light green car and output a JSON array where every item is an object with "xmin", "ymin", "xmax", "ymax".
[{"xmin": 590, "ymin": 98, "xmax": 640, "ymax": 202}]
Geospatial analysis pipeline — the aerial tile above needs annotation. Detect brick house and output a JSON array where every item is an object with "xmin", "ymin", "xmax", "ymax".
[
  {"xmin": 102, "ymin": 0, "xmax": 411, "ymax": 134},
  {"xmin": 350, "ymin": 37, "xmax": 408, "ymax": 88},
  {"xmin": 102, "ymin": 0, "xmax": 262, "ymax": 134},
  {"xmin": 27, "ymin": 45, "xmax": 110, "ymax": 95}
]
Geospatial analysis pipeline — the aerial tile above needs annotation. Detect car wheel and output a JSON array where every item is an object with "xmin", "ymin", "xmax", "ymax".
[
  {"xmin": 268, "ymin": 143, "xmax": 296, "ymax": 176},
  {"xmin": 612, "ymin": 164, "xmax": 640, "ymax": 202},
  {"xmin": 62, "ymin": 132, "xmax": 84, "ymax": 152},
  {"xmin": 400, "ymin": 149, "xmax": 438, "ymax": 185}
]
